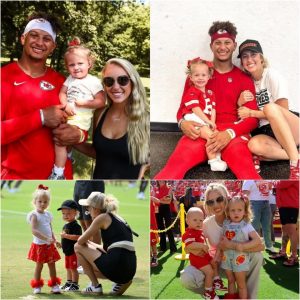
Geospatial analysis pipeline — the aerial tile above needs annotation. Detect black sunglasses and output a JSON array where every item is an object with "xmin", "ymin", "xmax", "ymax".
[
  {"xmin": 205, "ymin": 196, "xmax": 224, "ymax": 206},
  {"xmin": 102, "ymin": 76, "xmax": 131, "ymax": 87}
]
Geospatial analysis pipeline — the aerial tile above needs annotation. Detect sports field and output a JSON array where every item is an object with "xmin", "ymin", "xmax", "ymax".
[
  {"xmin": 1, "ymin": 180, "xmax": 150, "ymax": 299},
  {"xmin": 151, "ymin": 240, "xmax": 299, "ymax": 299}
]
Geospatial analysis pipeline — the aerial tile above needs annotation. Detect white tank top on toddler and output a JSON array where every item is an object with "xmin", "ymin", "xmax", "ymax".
[{"xmin": 27, "ymin": 210, "xmax": 53, "ymax": 245}]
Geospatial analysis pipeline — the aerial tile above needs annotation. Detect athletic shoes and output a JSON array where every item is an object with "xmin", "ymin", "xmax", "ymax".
[
  {"xmin": 48, "ymin": 170, "xmax": 65, "ymax": 180},
  {"xmin": 208, "ymin": 158, "xmax": 227, "ymax": 171},
  {"xmin": 60, "ymin": 281, "xmax": 72, "ymax": 290},
  {"xmin": 266, "ymin": 246, "xmax": 277, "ymax": 254},
  {"xmin": 151, "ymin": 256, "xmax": 158, "ymax": 267},
  {"xmin": 253, "ymin": 155, "xmax": 261, "ymax": 173},
  {"xmin": 289, "ymin": 160, "xmax": 299, "ymax": 179},
  {"xmin": 213, "ymin": 278, "xmax": 227, "ymax": 291},
  {"xmin": 203, "ymin": 289, "xmax": 219, "ymax": 299},
  {"xmin": 65, "ymin": 283, "xmax": 80, "ymax": 292},
  {"xmin": 81, "ymin": 284, "xmax": 103, "ymax": 295},
  {"xmin": 51, "ymin": 284, "xmax": 61, "ymax": 294},
  {"xmin": 109, "ymin": 281, "xmax": 132, "ymax": 296},
  {"xmin": 33, "ymin": 287, "xmax": 41, "ymax": 294}
]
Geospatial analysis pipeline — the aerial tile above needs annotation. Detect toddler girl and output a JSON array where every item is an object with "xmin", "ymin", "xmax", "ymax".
[
  {"xmin": 221, "ymin": 196, "xmax": 261, "ymax": 299},
  {"xmin": 49, "ymin": 37, "xmax": 105, "ymax": 179},
  {"xmin": 182, "ymin": 58, "xmax": 227, "ymax": 171},
  {"xmin": 27, "ymin": 185, "xmax": 61, "ymax": 294}
]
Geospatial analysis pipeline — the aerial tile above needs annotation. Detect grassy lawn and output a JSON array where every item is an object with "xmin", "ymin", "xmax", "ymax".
[
  {"xmin": 151, "ymin": 240, "xmax": 299, "ymax": 299},
  {"xmin": 1, "ymin": 180, "xmax": 150, "ymax": 299}
]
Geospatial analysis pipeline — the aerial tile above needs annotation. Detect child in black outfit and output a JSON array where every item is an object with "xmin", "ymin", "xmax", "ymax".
[{"xmin": 57, "ymin": 200, "xmax": 82, "ymax": 291}]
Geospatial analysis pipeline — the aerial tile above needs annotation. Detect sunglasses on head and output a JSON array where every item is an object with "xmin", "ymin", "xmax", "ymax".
[
  {"xmin": 205, "ymin": 196, "xmax": 224, "ymax": 206},
  {"xmin": 102, "ymin": 75, "xmax": 131, "ymax": 87}
]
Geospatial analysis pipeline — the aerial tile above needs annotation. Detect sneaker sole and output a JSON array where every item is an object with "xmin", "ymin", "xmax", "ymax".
[
  {"xmin": 109, "ymin": 280, "xmax": 132, "ymax": 296},
  {"xmin": 81, "ymin": 291, "xmax": 103, "ymax": 295}
]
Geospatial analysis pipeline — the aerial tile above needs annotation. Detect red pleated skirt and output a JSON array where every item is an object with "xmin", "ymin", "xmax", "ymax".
[{"xmin": 27, "ymin": 243, "xmax": 61, "ymax": 263}]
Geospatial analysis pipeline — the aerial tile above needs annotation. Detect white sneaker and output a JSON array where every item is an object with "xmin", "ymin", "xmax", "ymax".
[
  {"xmin": 110, "ymin": 281, "xmax": 132, "ymax": 296},
  {"xmin": 33, "ymin": 287, "xmax": 41, "ymax": 294},
  {"xmin": 208, "ymin": 158, "xmax": 227, "ymax": 171},
  {"xmin": 51, "ymin": 284, "xmax": 61, "ymax": 294},
  {"xmin": 77, "ymin": 266, "xmax": 84, "ymax": 274},
  {"xmin": 137, "ymin": 192, "xmax": 145, "ymax": 199},
  {"xmin": 82, "ymin": 284, "xmax": 103, "ymax": 295},
  {"xmin": 266, "ymin": 246, "xmax": 277, "ymax": 253}
]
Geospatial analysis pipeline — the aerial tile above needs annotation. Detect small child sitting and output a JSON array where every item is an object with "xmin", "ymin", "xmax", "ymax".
[{"xmin": 182, "ymin": 58, "xmax": 227, "ymax": 171}]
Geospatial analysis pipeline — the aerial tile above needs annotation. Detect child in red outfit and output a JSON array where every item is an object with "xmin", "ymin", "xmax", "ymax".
[
  {"xmin": 182, "ymin": 207, "xmax": 220, "ymax": 299},
  {"xmin": 27, "ymin": 185, "xmax": 61, "ymax": 294},
  {"xmin": 183, "ymin": 58, "xmax": 227, "ymax": 172}
]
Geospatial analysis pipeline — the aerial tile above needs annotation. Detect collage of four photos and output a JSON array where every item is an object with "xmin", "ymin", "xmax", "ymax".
[{"xmin": 1, "ymin": 0, "xmax": 299, "ymax": 299}]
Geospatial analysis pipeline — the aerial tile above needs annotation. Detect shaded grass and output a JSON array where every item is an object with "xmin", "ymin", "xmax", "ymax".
[
  {"xmin": 150, "ymin": 240, "xmax": 299, "ymax": 299},
  {"xmin": 1, "ymin": 181, "xmax": 150, "ymax": 299}
]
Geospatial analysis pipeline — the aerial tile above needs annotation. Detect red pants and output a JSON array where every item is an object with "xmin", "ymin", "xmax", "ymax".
[{"xmin": 155, "ymin": 135, "xmax": 261, "ymax": 179}]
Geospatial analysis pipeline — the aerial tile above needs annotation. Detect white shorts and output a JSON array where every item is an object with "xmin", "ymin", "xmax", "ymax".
[{"xmin": 184, "ymin": 113, "xmax": 207, "ymax": 126}]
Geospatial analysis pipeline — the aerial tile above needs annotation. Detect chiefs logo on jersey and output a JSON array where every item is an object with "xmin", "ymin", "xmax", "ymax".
[{"xmin": 40, "ymin": 81, "xmax": 55, "ymax": 91}]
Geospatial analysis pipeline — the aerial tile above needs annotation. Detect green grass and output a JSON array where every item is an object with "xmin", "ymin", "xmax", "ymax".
[
  {"xmin": 1, "ymin": 181, "xmax": 150, "ymax": 299},
  {"xmin": 151, "ymin": 240, "xmax": 299, "ymax": 299}
]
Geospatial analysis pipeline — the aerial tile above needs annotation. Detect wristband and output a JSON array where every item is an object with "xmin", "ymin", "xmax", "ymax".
[
  {"xmin": 226, "ymin": 128, "xmax": 236, "ymax": 140},
  {"xmin": 40, "ymin": 109, "xmax": 45, "ymax": 126}
]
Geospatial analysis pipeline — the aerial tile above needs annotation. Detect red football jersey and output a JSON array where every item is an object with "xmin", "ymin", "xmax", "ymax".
[
  {"xmin": 177, "ymin": 66, "xmax": 258, "ymax": 137},
  {"xmin": 1, "ymin": 62, "xmax": 72, "ymax": 179}
]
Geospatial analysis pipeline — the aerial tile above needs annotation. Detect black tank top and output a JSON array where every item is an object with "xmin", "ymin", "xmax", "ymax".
[
  {"xmin": 101, "ymin": 213, "xmax": 134, "ymax": 251},
  {"xmin": 92, "ymin": 109, "xmax": 141, "ymax": 179}
]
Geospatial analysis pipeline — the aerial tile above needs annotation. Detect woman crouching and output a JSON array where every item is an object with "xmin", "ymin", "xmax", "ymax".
[{"xmin": 74, "ymin": 191, "xmax": 137, "ymax": 295}]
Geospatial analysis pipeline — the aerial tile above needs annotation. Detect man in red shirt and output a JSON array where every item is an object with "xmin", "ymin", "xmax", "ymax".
[
  {"xmin": 1, "ymin": 12, "xmax": 83, "ymax": 179},
  {"xmin": 155, "ymin": 21, "xmax": 262, "ymax": 180}
]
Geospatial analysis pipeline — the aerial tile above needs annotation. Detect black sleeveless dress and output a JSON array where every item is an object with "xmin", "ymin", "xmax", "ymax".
[{"xmin": 92, "ymin": 109, "xmax": 141, "ymax": 179}]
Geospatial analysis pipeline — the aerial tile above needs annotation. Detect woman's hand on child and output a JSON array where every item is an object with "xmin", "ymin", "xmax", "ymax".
[
  {"xmin": 74, "ymin": 98, "xmax": 87, "ymax": 107},
  {"xmin": 238, "ymin": 106, "xmax": 252, "ymax": 119},
  {"xmin": 238, "ymin": 90, "xmax": 254, "ymax": 106}
]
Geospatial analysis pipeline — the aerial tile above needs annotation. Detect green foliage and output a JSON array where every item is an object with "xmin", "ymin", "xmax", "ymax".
[{"xmin": 1, "ymin": 0, "xmax": 150, "ymax": 76}]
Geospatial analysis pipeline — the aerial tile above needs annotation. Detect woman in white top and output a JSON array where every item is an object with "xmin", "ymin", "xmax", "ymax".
[
  {"xmin": 180, "ymin": 182, "xmax": 264, "ymax": 299},
  {"xmin": 237, "ymin": 39, "xmax": 299, "ymax": 179}
]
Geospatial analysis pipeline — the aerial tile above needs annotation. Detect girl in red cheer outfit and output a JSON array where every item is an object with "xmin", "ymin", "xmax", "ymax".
[
  {"xmin": 27, "ymin": 185, "xmax": 61, "ymax": 294},
  {"xmin": 183, "ymin": 59, "xmax": 227, "ymax": 171}
]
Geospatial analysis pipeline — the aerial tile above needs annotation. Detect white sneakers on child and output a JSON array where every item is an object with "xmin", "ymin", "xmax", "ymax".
[
  {"xmin": 51, "ymin": 284, "xmax": 61, "ymax": 294},
  {"xmin": 208, "ymin": 157, "xmax": 227, "ymax": 171},
  {"xmin": 33, "ymin": 287, "xmax": 41, "ymax": 294}
]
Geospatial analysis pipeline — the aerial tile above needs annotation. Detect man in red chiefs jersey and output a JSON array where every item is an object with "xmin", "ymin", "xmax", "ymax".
[
  {"xmin": 155, "ymin": 21, "xmax": 262, "ymax": 180},
  {"xmin": 1, "ymin": 12, "xmax": 83, "ymax": 179}
]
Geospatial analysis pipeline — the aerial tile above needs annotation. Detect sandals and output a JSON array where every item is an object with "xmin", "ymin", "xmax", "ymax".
[
  {"xmin": 269, "ymin": 251, "xmax": 287, "ymax": 260},
  {"xmin": 283, "ymin": 256, "xmax": 299, "ymax": 267}
]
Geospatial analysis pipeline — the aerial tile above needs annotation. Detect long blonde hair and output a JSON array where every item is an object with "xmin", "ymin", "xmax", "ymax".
[{"xmin": 102, "ymin": 58, "xmax": 150, "ymax": 165}]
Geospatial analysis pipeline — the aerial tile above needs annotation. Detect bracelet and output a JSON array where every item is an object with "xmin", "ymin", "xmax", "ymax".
[
  {"xmin": 39, "ymin": 109, "xmax": 45, "ymax": 126},
  {"xmin": 226, "ymin": 128, "xmax": 236, "ymax": 140},
  {"xmin": 78, "ymin": 129, "xmax": 85, "ymax": 143}
]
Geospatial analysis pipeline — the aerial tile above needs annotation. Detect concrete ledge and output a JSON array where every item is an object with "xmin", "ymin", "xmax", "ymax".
[{"xmin": 150, "ymin": 131, "xmax": 290, "ymax": 179}]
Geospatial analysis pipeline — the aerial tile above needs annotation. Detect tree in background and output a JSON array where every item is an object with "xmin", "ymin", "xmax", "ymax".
[
  {"xmin": 1, "ymin": 0, "xmax": 149, "ymax": 178},
  {"xmin": 1, "ymin": 0, "xmax": 149, "ymax": 76}
]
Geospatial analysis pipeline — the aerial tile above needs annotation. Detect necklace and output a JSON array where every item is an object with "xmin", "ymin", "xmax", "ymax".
[{"xmin": 17, "ymin": 61, "xmax": 47, "ymax": 78}]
